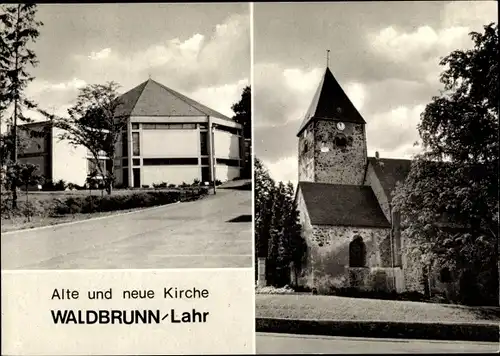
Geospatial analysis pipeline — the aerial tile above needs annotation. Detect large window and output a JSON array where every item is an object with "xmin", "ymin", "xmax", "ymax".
[
  {"xmin": 143, "ymin": 158, "xmax": 198, "ymax": 166},
  {"xmin": 132, "ymin": 132, "xmax": 140, "ymax": 156},
  {"xmin": 142, "ymin": 123, "xmax": 196, "ymax": 130},
  {"xmin": 216, "ymin": 158, "xmax": 240, "ymax": 167},
  {"xmin": 87, "ymin": 159, "xmax": 105, "ymax": 174}
]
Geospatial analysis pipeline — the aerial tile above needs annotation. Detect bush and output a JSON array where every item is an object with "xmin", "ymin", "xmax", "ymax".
[
  {"xmin": 54, "ymin": 179, "xmax": 67, "ymax": 191},
  {"xmin": 215, "ymin": 179, "xmax": 222, "ymax": 186},
  {"xmin": 168, "ymin": 184, "xmax": 177, "ymax": 188},
  {"xmin": 256, "ymin": 284, "xmax": 295, "ymax": 294},
  {"xmin": 153, "ymin": 182, "xmax": 168, "ymax": 189},
  {"xmin": 192, "ymin": 178, "xmax": 200, "ymax": 186}
]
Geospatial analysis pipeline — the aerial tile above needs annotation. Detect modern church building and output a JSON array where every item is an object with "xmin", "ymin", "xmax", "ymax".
[{"xmin": 18, "ymin": 79, "xmax": 244, "ymax": 187}]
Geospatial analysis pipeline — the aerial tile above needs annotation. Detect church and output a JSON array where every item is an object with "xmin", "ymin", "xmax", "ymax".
[{"xmin": 294, "ymin": 66, "xmax": 424, "ymax": 294}]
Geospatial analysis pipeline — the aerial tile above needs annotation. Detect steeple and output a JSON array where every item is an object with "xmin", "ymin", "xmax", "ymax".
[{"xmin": 297, "ymin": 67, "xmax": 366, "ymax": 137}]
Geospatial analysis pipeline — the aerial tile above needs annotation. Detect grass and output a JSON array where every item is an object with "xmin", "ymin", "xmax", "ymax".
[
  {"xmin": 255, "ymin": 294, "xmax": 500, "ymax": 324},
  {"xmin": 1, "ymin": 187, "xmax": 205, "ymax": 233}
]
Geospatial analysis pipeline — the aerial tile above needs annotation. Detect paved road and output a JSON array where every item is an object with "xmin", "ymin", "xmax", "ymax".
[
  {"xmin": 1, "ymin": 190, "xmax": 252, "ymax": 269},
  {"xmin": 257, "ymin": 333, "xmax": 500, "ymax": 354}
]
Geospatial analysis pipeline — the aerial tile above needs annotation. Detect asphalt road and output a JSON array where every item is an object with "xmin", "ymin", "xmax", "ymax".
[
  {"xmin": 1, "ymin": 189, "xmax": 252, "ymax": 270},
  {"xmin": 256, "ymin": 333, "xmax": 500, "ymax": 354}
]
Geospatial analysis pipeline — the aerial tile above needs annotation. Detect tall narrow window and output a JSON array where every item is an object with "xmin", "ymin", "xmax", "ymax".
[
  {"xmin": 132, "ymin": 132, "xmax": 140, "ymax": 156},
  {"xmin": 200, "ymin": 132, "xmax": 208, "ymax": 155},
  {"xmin": 122, "ymin": 132, "xmax": 128, "ymax": 157}
]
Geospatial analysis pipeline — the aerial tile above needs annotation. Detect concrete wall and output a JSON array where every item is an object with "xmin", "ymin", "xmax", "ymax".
[
  {"xmin": 142, "ymin": 166, "xmax": 200, "ymax": 186},
  {"xmin": 314, "ymin": 120, "xmax": 367, "ymax": 185},
  {"xmin": 214, "ymin": 130, "xmax": 240, "ymax": 159},
  {"xmin": 215, "ymin": 165, "xmax": 240, "ymax": 182},
  {"xmin": 298, "ymin": 122, "xmax": 315, "ymax": 182},
  {"xmin": 52, "ymin": 127, "xmax": 88, "ymax": 186},
  {"xmin": 141, "ymin": 129, "xmax": 199, "ymax": 157}
]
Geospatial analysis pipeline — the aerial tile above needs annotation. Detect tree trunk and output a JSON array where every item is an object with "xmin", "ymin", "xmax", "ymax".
[{"xmin": 11, "ymin": 5, "xmax": 21, "ymax": 210}]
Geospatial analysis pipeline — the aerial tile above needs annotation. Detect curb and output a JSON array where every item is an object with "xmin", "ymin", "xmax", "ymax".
[{"xmin": 256, "ymin": 318, "xmax": 499, "ymax": 342}]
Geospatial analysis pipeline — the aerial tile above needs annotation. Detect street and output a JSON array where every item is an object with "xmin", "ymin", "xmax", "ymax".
[
  {"xmin": 1, "ymin": 189, "xmax": 252, "ymax": 269},
  {"xmin": 256, "ymin": 333, "xmax": 500, "ymax": 354}
]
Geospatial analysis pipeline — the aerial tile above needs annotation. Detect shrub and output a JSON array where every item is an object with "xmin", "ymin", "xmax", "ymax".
[
  {"xmin": 192, "ymin": 178, "xmax": 200, "ymax": 186},
  {"xmin": 179, "ymin": 182, "xmax": 189, "ymax": 188},
  {"xmin": 41, "ymin": 179, "xmax": 56, "ymax": 191},
  {"xmin": 54, "ymin": 179, "xmax": 67, "ymax": 191},
  {"xmin": 142, "ymin": 185, "xmax": 150, "ymax": 189},
  {"xmin": 215, "ymin": 179, "xmax": 222, "ymax": 186},
  {"xmin": 168, "ymin": 184, "xmax": 177, "ymax": 188},
  {"xmin": 256, "ymin": 284, "xmax": 295, "ymax": 294},
  {"xmin": 153, "ymin": 182, "xmax": 168, "ymax": 189}
]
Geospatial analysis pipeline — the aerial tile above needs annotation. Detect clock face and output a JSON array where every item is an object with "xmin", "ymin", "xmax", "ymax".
[{"xmin": 336, "ymin": 122, "xmax": 345, "ymax": 131}]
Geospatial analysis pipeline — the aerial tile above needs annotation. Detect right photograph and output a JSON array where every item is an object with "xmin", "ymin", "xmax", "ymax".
[{"xmin": 253, "ymin": 2, "xmax": 499, "ymax": 354}]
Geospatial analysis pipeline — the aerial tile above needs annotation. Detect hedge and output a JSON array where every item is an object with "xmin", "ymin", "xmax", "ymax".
[
  {"xmin": 49, "ymin": 190, "xmax": 207, "ymax": 216},
  {"xmin": 256, "ymin": 317, "xmax": 499, "ymax": 342}
]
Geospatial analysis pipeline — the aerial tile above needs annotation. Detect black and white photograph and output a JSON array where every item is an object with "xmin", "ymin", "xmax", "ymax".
[
  {"xmin": 1, "ymin": 3, "xmax": 252, "ymax": 270},
  {"xmin": 253, "ymin": 1, "xmax": 499, "ymax": 354}
]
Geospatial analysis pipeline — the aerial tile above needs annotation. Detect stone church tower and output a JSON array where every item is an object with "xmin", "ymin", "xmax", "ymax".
[{"xmin": 297, "ymin": 67, "xmax": 367, "ymax": 185}]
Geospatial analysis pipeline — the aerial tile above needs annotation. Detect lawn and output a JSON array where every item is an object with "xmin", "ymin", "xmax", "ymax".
[
  {"xmin": 1, "ymin": 187, "xmax": 205, "ymax": 233},
  {"xmin": 255, "ymin": 294, "xmax": 500, "ymax": 324}
]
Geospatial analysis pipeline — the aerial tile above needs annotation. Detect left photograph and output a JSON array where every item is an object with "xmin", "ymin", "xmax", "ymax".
[{"xmin": 1, "ymin": 3, "xmax": 252, "ymax": 270}]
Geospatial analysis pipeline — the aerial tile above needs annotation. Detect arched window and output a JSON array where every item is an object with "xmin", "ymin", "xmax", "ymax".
[{"xmin": 349, "ymin": 235, "xmax": 366, "ymax": 267}]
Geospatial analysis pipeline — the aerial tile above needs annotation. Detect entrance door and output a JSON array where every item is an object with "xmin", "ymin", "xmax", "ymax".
[{"xmin": 133, "ymin": 168, "xmax": 141, "ymax": 188}]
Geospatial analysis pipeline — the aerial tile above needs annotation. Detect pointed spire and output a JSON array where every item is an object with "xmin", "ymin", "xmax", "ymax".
[
  {"xmin": 297, "ymin": 66, "xmax": 366, "ymax": 136},
  {"xmin": 326, "ymin": 49, "xmax": 330, "ymax": 68}
]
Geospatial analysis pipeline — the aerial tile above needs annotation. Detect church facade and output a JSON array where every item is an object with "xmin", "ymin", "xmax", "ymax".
[{"xmin": 294, "ymin": 67, "xmax": 422, "ymax": 294}]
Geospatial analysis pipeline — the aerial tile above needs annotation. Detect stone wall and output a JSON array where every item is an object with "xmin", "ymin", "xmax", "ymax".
[
  {"xmin": 300, "ymin": 224, "xmax": 391, "ymax": 289},
  {"xmin": 314, "ymin": 120, "xmax": 367, "ymax": 185},
  {"xmin": 401, "ymin": 234, "xmax": 425, "ymax": 293},
  {"xmin": 298, "ymin": 122, "xmax": 315, "ymax": 182},
  {"xmin": 364, "ymin": 162, "xmax": 391, "ymax": 221},
  {"xmin": 295, "ymin": 188, "xmax": 315, "ymax": 287}
]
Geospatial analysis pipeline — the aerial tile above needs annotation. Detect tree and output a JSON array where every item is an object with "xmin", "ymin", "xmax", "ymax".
[
  {"xmin": 0, "ymin": 4, "xmax": 43, "ymax": 208},
  {"xmin": 254, "ymin": 157, "xmax": 305, "ymax": 287},
  {"xmin": 43, "ymin": 82, "xmax": 126, "ymax": 195},
  {"xmin": 231, "ymin": 86, "xmax": 251, "ymax": 139},
  {"xmin": 254, "ymin": 158, "xmax": 275, "ymax": 260},
  {"xmin": 232, "ymin": 86, "xmax": 251, "ymax": 179},
  {"xmin": 392, "ymin": 23, "xmax": 498, "ymax": 305}
]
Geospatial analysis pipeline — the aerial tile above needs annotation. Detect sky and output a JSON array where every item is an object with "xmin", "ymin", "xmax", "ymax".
[
  {"xmin": 9, "ymin": 3, "xmax": 250, "ymax": 125},
  {"xmin": 253, "ymin": 1, "xmax": 498, "ymax": 185}
]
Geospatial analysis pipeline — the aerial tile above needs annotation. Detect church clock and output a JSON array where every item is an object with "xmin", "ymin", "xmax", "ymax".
[{"xmin": 336, "ymin": 122, "xmax": 345, "ymax": 131}]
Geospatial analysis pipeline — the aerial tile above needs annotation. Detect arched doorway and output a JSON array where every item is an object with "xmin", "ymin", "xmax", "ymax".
[{"xmin": 349, "ymin": 235, "xmax": 366, "ymax": 268}]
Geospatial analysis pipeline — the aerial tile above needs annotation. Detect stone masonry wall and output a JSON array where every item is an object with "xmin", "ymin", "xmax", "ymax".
[
  {"xmin": 301, "ymin": 225, "xmax": 391, "ymax": 289},
  {"xmin": 314, "ymin": 120, "xmax": 367, "ymax": 185},
  {"xmin": 298, "ymin": 122, "xmax": 315, "ymax": 182},
  {"xmin": 364, "ymin": 163, "xmax": 391, "ymax": 222},
  {"xmin": 295, "ymin": 188, "xmax": 315, "ymax": 287}
]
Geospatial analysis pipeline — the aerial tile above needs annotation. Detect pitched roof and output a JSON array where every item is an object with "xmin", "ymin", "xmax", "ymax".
[
  {"xmin": 367, "ymin": 157, "xmax": 412, "ymax": 200},
  {"xmin": 297, "ymin": 67, "xmax": 366, "ymax": 136},
  {"xmin": 298, "ymin": 181, "xmax": 391, "ymax": 228},
  {"xmin": 115, "ymin": 79, "xmax": 232, "ymax": 121}
]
